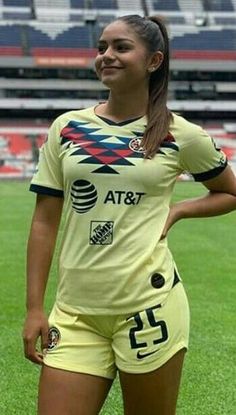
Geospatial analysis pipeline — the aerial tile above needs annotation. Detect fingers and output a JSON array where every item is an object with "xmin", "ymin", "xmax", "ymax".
[
  {"xmin": 22, "ymin": 312, "xmax": 49, "ymax": 365},
  {"xmin": 23, "ymin": 334, "xmax": 45, "ymax": 365},
  {"xmin": 41, "ymin": 325, "xmax": 49, "ymax": 355}
]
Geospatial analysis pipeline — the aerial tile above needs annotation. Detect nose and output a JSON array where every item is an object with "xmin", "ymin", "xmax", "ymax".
[{"xmin": 102, "ymin": 46, "xmax": 115, "ymax": 62}]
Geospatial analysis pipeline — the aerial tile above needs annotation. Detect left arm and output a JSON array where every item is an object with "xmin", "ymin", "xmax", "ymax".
[{"xmin": 162, "ymin": 165, "xmax": 236, "ymax": 238}]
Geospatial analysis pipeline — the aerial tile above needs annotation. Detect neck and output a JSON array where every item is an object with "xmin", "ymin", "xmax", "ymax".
[{"xmin": 97, "ymin": 88, "xmax": 148, "ymax": 122}]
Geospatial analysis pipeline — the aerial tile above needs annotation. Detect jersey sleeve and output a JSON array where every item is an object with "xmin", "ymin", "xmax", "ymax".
[
  {"xmin": 30, "ymin": 118, "xmax": 64, "ymax": 197},
  {"xmin": 179, "ymin": 126, "xmax": 227, "ymax": 181}
]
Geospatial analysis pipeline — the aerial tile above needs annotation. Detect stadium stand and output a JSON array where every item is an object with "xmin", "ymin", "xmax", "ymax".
[
  {"xmin": 3, "ymin": 0, "xmax": 31, "ymax": 5},
  {"xmin": 1, "ymin": 121, "xmax": 235, "ymax": 179},
  {"xmin": 0, "ymin": 24, "xmax": 23, "ymax": 55},
  {"xmin": 151, "ymin": 0, "xmax": 180, "ymax": 11},
  {"xmin": 0, "ymin": 0, "xmax": 235, "ymax": 177},
  {"xmin": 0, "ymin": 23, "xmax": 236, "ymax": 60}
]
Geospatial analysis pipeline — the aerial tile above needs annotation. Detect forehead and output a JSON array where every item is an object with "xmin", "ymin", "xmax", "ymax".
[{"xmin": 99, "ymin": 20, "xmax": 139, "ymax": 42}]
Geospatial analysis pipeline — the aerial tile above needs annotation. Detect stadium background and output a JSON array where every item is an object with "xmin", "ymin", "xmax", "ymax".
[
  {"xmin": 0, "ymin": 0, "xmax": 236, "ymax": 177},
  {"xmin": 0, "ymin": 1, "xmax": 236, "ymax": 415}
]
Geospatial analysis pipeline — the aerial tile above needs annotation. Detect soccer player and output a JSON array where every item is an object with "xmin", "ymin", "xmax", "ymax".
[{"xmin": 23, "ymin": 14, "xmax": 236, "ymax": 415}]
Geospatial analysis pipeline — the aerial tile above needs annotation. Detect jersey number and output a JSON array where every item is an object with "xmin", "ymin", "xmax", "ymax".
[{"xmin": 128, "ymin": 304, "xmax": 168, "ymax": 349}]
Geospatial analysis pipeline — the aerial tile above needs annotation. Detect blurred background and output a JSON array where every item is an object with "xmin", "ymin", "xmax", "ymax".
[{"xmin": 0, "ymin": 0, "xmax": 236, "ymax": 179}]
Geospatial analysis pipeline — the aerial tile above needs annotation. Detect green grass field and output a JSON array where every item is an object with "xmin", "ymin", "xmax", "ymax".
[{"xmin": 0, "ymin": 180, "xmax": 235, "ymax": 414}]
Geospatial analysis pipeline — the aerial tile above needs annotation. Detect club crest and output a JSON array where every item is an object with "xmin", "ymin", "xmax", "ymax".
[
  {"xmin": 47, "ymin": 327, "xmax": 60, "ymax": 350},
  {"xmin": 129, "ymin": 138, "xmax": 145, "ymax": 153}
]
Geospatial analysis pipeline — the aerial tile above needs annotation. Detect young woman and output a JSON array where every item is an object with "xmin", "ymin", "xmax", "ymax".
[{"xmin": 23, "ymin": 15, "xmax": 236, "ymax": 415}]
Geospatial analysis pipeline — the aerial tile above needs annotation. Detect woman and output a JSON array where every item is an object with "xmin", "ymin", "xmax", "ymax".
[{"xmin": 23, "ymin": 15, "xmax": 236, "ymax": 415}]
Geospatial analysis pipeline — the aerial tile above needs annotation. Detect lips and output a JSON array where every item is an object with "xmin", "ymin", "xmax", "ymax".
[{"xmin": 101, "ymin": 66, "xmax": 122, "ymax": 71}]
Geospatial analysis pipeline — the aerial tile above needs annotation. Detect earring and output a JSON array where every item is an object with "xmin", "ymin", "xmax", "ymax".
[{"xmin": 149, "ymin": 67, "xmax": 156, "ymax": 72}]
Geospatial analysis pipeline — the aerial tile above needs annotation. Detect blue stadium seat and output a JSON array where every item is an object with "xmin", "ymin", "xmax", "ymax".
[
  {"xmin": 3, "ymin": 11, "xmax": 32, "ymax": 19},
  {"xmin": 167, "ymin": 16, "xmax": 185, "ymax": 25},
  {"xmin": 203, "ymin": 0, "xmax": 234, "ymax": 11},
  {"xmin": 215, "ymin": 17, "xmax": 236, "ymax": 25},
  {"xmin": 171, "ymin": 29, "xmax": 236, "ymax": 51},
  {"xmin": 69, "ymin": 14, "xmax": 85, "ymax": 22},
  {"xmin": 152, "ymin": 0, "xmax": 180, "ymax": 11},
  {"xmin": 3, "ymin": 0, "xmax": 31, "ymax": 5},
  {"xmin": 26, "ymin": 25, "xmax": 92, "ymax": 48},
  {"xmin": 0, "ymin": 25, "xmax": 22, "ymax": 46},
  {"xmin": 96, "ymin": 14, "xmax": 116, "ymax": 25},
  {"xmin": 92, "ymin": 0, "xmax": 117, "ymax": 9},
  {"xmin": 70, "ymin": 0, "xmax": 85, "ymax": 8}
]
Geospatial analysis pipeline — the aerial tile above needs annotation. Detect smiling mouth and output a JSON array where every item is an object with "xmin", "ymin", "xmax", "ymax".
[{"xmin": 101, "ymin": 67, "xmax": 122, "ymax": 71}]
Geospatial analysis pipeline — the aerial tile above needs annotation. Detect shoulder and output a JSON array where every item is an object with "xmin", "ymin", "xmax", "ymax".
[
  {"xmin": 169, "ymin": 113, "xmax": 205, "ymax": 147},
  {"xmin": 50, "ymin": 106, "xmax": 95, "ymax": 131}
]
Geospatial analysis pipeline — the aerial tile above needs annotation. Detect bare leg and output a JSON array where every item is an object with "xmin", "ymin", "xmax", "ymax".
[
  {"xmin": 119, "ymin": 349, "xmax": 186, "ymax": 415},
  {"xmin": 38, "ymin": 365, "xmax": 113, "ymax": 415}
]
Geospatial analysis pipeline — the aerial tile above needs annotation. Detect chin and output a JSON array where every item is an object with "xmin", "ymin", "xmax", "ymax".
[{"xmin": 101, "ymin": 77, "xmax": 117, "ymax": 88}]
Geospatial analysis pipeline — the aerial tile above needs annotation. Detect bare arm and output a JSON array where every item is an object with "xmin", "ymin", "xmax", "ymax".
[
  {"xmin": 23, "ymin": 194, "xmax": 63, "ymax": 364},
  {"xmin": 162, "ymin": 165, "xmax": 236, "ymax": 238}
]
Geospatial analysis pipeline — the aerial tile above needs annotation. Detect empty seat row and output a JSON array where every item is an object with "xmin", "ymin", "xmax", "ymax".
[
  {"xmin": 172, "ymin": 28, "xmax": 236, "ymax": 51},
  {"xmin": 0, "ymin": 23, "xmax": 235, "ymax": 57},
  {"xmin": 1, "ymin": 0, "xmax": 236, "ymax": 11}
]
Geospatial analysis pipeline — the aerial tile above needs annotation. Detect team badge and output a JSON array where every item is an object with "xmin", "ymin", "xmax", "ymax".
[
  {"xmin": 47, "ymin": 327, "xmax": 60, "ymax": 350},
  {"xmin": 129, "ymin": 138, "xmax": 145, "ymax": 153}
]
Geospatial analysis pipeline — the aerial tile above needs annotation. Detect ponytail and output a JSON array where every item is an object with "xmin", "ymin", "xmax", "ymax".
[
  {"xmin": 117, "ymin": 15, "xmax": 173, "ymax": 159},
  {"xmin": 142, "ymin": 16, "xmax": 173, "ymax": 158}
]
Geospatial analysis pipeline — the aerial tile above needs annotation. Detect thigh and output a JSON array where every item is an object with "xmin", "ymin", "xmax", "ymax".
[
  {"xmin": 113, "ymin": 283, "xmax": 190, "ymax": 375},
  {"xmin": 38, "ymin": 365, "xmax": 113, "ymax": 415},
  {"xmin": 44, "ymin": 304, "xmax": 117, "ymax": 380},
  {"xmin": 119, "ymin": 348, "xmax": 186, "ymax": 415}
]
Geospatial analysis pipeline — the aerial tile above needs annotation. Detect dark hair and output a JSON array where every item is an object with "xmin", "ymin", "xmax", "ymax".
[{"xmin": 117, "ymin": 15, "xmax": 173, "ymax": 158}]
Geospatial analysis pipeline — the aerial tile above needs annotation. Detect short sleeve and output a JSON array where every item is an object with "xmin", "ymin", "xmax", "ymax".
[
  {"xmin": 179, "ymin": 126, "xmax": 227, "ymax": 182},
  {"xmin": 30, "ymin": 119, "xmax": 64, "ymax": 197}
]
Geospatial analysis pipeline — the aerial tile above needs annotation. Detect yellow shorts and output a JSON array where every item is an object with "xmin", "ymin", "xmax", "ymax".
[{"xmin": 44, "ymin": 282, "xmax": 190, "ymax": 379}]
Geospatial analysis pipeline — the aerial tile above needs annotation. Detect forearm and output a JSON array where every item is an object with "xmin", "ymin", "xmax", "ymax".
[
  {"xmin": 26, "ymin": 220, "xmax": 59, "ymax": 311},
  {"xmin": 175, "ymin": 191, "xmax": 236, "ymax": 220}
]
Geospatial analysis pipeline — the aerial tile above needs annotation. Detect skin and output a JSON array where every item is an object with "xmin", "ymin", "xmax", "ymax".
[
  {"xmin": 94, "ymin": 20, "xmax": 163, "ymax": 122},
  {"xmin": 23, "ymin": 19, "xmax": 236, "ymax": 415}
]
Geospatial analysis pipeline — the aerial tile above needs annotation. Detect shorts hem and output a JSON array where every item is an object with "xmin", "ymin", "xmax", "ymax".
[
  {"xmin": 116, "ymin": 342, "xmax": 188, "ymax": 374},
  {"xmin": 43, "ymin": 360, "xmax": 116, "ymax": 380}
]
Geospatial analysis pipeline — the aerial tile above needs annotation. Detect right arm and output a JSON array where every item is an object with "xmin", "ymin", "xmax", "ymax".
[{"xmin": 23, "ymin": 194, "xmax": 63, "ymax": 364}]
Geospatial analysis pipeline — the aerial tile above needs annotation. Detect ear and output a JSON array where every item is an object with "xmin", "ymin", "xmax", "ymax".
[{"xmin": 147, "ymin": 51, "xmax": 164, "ymax": 73}]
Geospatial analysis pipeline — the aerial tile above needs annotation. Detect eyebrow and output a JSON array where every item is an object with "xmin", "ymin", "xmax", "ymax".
[{"xmin": 98, "ymin": 38, "xmax": 135, "ymax": 44}]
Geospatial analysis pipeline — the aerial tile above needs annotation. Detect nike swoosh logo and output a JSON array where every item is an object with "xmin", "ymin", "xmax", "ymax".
[{"xmin": 137, "ymin": 349, "xmax": 159, "ymax": 360}]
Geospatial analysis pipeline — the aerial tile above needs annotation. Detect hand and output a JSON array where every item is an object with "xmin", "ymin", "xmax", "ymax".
[
  {"xmin": 22, "ymin": 310, "xmax": 49, "ymax": 365},
  {"xmin": 160, "ymin": 204, "xmax": 182, "ymax": 240}
]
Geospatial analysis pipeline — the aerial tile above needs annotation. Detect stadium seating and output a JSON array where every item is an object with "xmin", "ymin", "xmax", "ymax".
[
  {"xmin": 0, "ymin": 0, "xmax": 235, "ymax": 178},
  {"xmin": 171, "ymin": 28, "xmax": 236, "ymax": 60},
  {"xmin": 1, "ymin": 21, "xmax": 236, "ymax": 61},
  {"xmin": 1, "ymin": 121, "xmax": 235, "ymax": 178},
  {"xmin": 151, "ymin": 0, "xmax": 180, "ymax": 11},
  {"xmin": 92, "ymin": 0, "xmax": 117, "ymax": 9},
  {"xmin": 203, "ymin": 0, "xmax": 234, "ymax": 11},
  {"xmin": 214, "ymin": 16, "xmax": 236, "ymax": 25},
  {"xmin": 26, "ymin": 24, "xmax": 92, "ymax": 48},
  {"xmin": 3, "ymin": 0, "xmax": 31, "ymax": 5},
  {"xmin": 0, "ymin": 130, "xmax": 45, "ymax": 178},
  {"xmin": 0, "ymin": 24, "xmax": 24, "ymax": 55},
  {"xmin": 70, "ymin": 0, "xmax": 86, "ymax": 8}
]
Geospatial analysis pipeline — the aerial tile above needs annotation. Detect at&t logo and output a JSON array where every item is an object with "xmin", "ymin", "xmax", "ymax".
[{"xmin": 71, "ymin": 179, "xmax": 98, "ymax": 214}]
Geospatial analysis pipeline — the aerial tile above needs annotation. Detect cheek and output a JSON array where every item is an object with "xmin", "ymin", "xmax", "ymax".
[{"xmin": 94, "ymin": 56, "xmax": 102, "ymax": 75}]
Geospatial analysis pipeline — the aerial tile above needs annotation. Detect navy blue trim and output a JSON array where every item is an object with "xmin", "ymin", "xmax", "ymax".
[
  {"xmin": 192, "ymin": 161, "xmax": 228, "ymax": 182},
  {"xmin": 30, "ymin": 184, "xmax": 64, "ymax": 198},
  {"xmin": 97, "ymin": 115, "xmax": 143, "ymax": 126},
  {"xmin": 172, "ymin": 269, "xmax": 180, "ymax": 288},
  {"xmin": 160, "ymin": 142, "xmax": 179, "ymax": 152}
]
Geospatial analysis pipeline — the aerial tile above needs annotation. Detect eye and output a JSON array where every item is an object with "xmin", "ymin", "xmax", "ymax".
[
  {"xmin": 116, "ymin": 44, "xmax": 130, "ymax": 52},
  {"xmin": 97, "ymin": 44, "xmax": 107, "ymax": 54}
]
